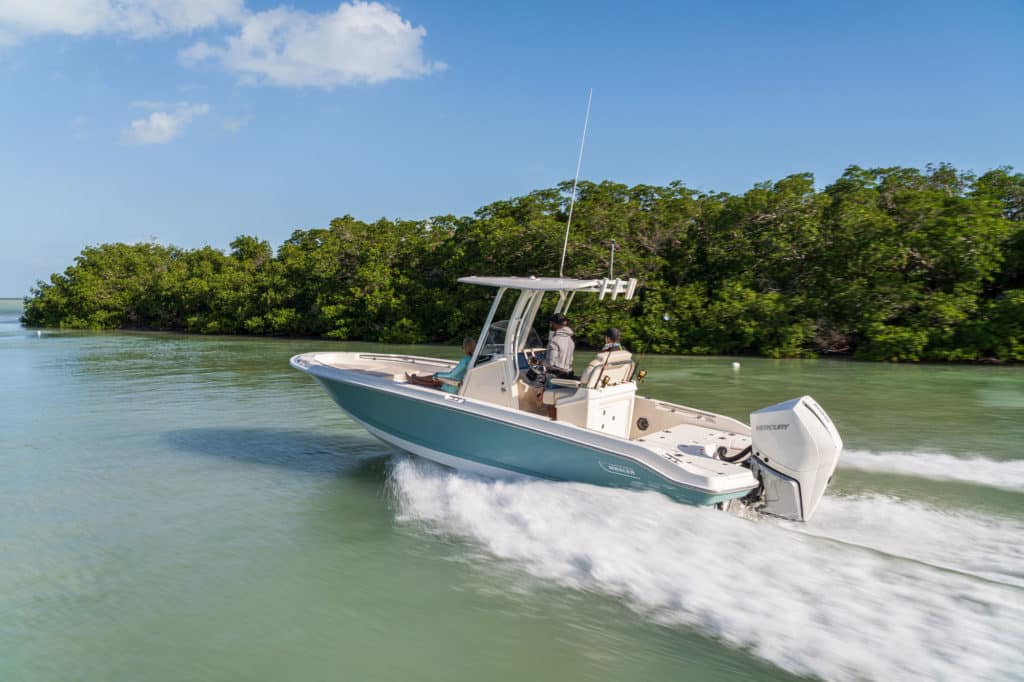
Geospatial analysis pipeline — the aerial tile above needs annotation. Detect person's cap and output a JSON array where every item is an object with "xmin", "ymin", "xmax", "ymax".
[
  {"xmin": 604, "ymin": 327, "xmax": 621, "ymax": 341},
  {"xmin": 549, "ymin": 313, "xmax": 568, "ymax": 325}
]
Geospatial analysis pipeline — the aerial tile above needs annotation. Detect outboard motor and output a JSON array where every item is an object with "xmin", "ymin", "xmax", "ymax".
[{"xmin": 749, "ymin": 396, "xmax": 842, "ymax": 521}]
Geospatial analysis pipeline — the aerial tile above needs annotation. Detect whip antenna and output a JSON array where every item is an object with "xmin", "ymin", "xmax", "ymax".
[{"xmin": 558, "ymin": 88, "xmax": 592, "ymax": 279}]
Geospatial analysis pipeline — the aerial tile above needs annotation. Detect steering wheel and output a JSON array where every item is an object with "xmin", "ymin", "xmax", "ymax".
[{"xmin": 523, "ymin": 346, "xmax": 543, "ymax": 365}]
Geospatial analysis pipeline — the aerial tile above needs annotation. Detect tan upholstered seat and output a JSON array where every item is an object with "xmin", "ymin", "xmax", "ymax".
[
  {"xmin": 542, "ymin": 350, "xmax": 634, "ymax": 405},
  {"xmin": 580, "ymin": 349, "xmax": 634, "ymax": 387}
]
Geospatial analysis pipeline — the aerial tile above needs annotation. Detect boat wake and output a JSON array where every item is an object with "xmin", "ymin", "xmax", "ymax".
[
  {"xmin": 389, "ymin": 458, "xmax": 1024, "ymax": 682},
  {"xmin": 786, "ymin": 493, "xmax": 1024, "ymax": 588},
  {"xmin": 841, "ymin": 449, "xmax": 1024, "ymax": 491}
]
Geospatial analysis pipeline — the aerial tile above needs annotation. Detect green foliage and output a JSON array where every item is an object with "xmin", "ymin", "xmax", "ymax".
[{"xmin": 21, "ymin": 164, "xmax": 1024, "ymax": 362}]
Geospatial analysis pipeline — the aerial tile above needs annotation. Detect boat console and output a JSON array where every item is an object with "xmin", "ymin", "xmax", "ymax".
[{"xmin": 541, "ymin": 349, "xmax": 637, "ymax": 437}]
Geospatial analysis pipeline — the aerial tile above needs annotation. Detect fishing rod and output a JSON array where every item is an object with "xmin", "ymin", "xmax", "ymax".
[
  {"xmin": 632, "ymin": 313, "xmax": 671, "ymax": 384},
  {"xmin": 558, "ymin": 88, "xmax": 593, "ymax": 279}
]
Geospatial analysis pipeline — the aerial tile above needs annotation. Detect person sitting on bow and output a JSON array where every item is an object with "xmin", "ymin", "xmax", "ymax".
[{"xmin": 406, "ymin": 338, "xmax": 475, "ymax": 394}]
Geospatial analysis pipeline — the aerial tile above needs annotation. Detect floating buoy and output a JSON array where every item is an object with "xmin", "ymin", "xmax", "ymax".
[
  {"xmin": 36, "ymin": 330, "xmax": 42, "ymax": 337},
  {"xmin": 732, "ymin": 361, "xmax": 741, "ymax": 370}
]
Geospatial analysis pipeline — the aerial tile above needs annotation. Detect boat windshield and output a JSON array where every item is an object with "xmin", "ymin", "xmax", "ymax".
[
  {"xmin": 481, "ymin": 320, "xmax": 543, "ymax": 355},
  {"xmin": 524, "ymin": 326, "xmax": 543, "ymax": 350}
]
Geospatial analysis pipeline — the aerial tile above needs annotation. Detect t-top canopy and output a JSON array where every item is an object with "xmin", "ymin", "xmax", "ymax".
[{"xmin": 458, "ymin": 276, "xmax": 638, "ymax": 300}]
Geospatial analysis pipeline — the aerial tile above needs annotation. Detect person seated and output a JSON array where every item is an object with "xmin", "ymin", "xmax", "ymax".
[
  {"xmin": 406, "ymin": 338, "xmax": 475, "ymax": 394},
  {"xmin": 543, "ymin": 312, "xmax": 575, "ymax": 379},
  {"xmin": 542, "ymin": 327, "xmax": 631, "ymax": 420},
  {"xmin": 601, "ymin": 327, "xmax": 624, "ymax": 352},
  {"xmin": 535, "ymin": 313, "xmax": 575, "ymax": 419},
  {"xmin": 590, "ymin": 327, "xmax": 632, "ymax": 384}
]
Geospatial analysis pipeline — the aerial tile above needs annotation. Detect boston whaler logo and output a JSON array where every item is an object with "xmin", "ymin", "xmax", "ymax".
[
  {"xmin": 756, "ymin": 423, "xmax": 790, "ymax": 431},
  {"xmin": 599, "ymin": 461, "xmax": 638, "ymax": 478}
]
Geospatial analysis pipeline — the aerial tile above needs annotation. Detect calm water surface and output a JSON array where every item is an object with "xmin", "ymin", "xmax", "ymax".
[{"xmin": 2, "ymin": 299, "xmax": 1022, "ymax": 681}]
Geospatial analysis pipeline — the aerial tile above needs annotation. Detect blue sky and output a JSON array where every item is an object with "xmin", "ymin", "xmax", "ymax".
[{"xmin": 1, "ymin": 0, "xmax": 1022, "ymax": 295}]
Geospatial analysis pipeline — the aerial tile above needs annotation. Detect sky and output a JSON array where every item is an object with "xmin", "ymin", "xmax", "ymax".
[{"xmin": 1, "ymin": 0, "xmax": 1022, "ymax": 295}]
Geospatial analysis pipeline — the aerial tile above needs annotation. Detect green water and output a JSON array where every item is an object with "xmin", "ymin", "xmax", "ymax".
[{"xmin": 2, "ymin": 298, "xmax": 1022, "ymax": 681}]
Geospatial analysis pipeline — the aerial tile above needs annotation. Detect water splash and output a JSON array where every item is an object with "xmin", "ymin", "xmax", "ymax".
[
  {"xmin": 390, "ymin": 459, "xmax": 1024, "ymax": 681},
  {"xmin": 841, "ymin": 450, "xmax": 1024, "ymax": 491},
  {"xmin": 785, "ymin": 493, "xmax": 1024, "ymax": 588}
]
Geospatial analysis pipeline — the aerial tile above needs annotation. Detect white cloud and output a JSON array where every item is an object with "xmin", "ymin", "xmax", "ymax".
[
  {"xmin": 0, "ymin": 0, "xmax": 244, "ymax": 43},
  {"xmin": 122, "ymin": 101, "xmax": 209, "ymax": 144},
  {"xmin": 180, "ymin": 1, "xmax": 446, "ymax": 88},
  {"xmin": 0, "ymin": 1, "xmax": 445, "ymax": 88}
]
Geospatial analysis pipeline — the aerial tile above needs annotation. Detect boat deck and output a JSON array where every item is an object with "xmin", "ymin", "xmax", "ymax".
[
  {"xmin": 638, "ymin": 422, "xmax": 751, "ymax": 456},
  {"xmin": 300, "ymin": 352, "xmax": 457, "ymax": 381},
  {"xmin": 635, "ymin": 422, "xmax": 753, "ymax": 479}
]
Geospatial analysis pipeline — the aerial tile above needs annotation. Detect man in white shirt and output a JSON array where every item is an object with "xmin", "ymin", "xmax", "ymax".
[{"xmin": 544, "ymin": 313, "xmax": 575, "ymax": 379}]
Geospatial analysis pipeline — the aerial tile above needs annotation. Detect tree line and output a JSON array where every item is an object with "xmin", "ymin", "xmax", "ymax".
[{"xmin": 21, "ymin": 164, "xmax": 1024, "ymax": 362}]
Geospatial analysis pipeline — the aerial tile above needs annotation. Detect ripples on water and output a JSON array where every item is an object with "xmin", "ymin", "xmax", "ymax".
[{"xmin": 4, "ymin": 300, "xmax": 1022, "ymax": 682}]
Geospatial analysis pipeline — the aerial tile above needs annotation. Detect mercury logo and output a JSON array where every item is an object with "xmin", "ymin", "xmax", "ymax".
[{"xmin": 756, "ymin": 423, "xmax": 790, "ymax": 431}]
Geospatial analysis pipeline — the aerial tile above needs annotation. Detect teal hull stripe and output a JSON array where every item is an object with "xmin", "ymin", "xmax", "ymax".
[{"xmin": 317, "ymin": 376, "xmax": 747, "ymax": 507}]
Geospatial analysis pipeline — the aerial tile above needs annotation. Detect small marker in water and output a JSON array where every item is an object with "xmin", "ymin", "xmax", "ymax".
[
  {"xmin": 732, "ymin": 361, "xmax": 740, "ymax": 370},
  {"xmin": 36, "ymin": 330, "xmax": 42, "ymax": 337}
]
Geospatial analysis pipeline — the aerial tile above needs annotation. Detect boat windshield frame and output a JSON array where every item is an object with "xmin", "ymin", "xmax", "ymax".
[
  {"xmin": 480, "ymin": 320, "xmax": 544, "ymax": 356},
  {"xmin": 459, "ymin": 276, "xmax": 639, "ymax": 398}
]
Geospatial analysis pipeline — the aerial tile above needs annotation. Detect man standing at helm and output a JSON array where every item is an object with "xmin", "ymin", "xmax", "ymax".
[
  {"xmin": 537, "ymin": 312, "xmax": 576, "ymax": 420},
  {"xmin": 544, "ymin": 313, "xmax": 575, "ymax": 379}
]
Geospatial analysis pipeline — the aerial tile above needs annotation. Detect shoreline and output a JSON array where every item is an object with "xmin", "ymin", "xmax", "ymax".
[{"xmin": 11, "ymin": 322, "xmax": 1020, "ymax": 366}]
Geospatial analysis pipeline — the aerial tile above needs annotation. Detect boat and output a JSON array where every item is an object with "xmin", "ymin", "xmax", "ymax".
[{"xmin": 291, "ymin": 275, "xmax": 843, "ymax": 521}]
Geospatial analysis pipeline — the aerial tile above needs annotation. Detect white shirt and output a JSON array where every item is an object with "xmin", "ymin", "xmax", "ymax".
[{"xmin": 545, "ymin": 326, "xmax": 575, "ymax": 374}]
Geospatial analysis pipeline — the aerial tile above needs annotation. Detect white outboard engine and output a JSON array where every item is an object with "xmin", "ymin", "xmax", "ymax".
[{"xmin": 749, "ymin": 396, "xmax": 842, "ymax": 521}]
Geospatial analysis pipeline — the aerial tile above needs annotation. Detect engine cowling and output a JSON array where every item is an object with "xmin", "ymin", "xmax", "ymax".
[{"xmin": 749, "ymin": 396, "xmax": 842, "ymax": 521}]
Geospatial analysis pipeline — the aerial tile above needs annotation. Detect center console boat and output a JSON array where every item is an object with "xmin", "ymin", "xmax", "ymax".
[{"xmin": 291, "ymin": 276, "xmax": 843, "ymax": 521}]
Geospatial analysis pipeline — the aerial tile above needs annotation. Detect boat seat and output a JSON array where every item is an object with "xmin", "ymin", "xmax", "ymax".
[{"xmin": 543, "ymin": 350, "xmax": 634, "ymax": 405}]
